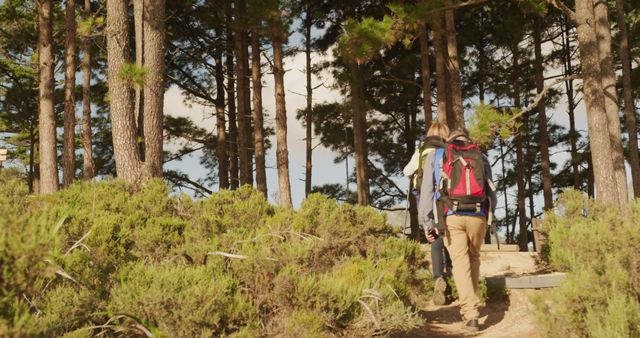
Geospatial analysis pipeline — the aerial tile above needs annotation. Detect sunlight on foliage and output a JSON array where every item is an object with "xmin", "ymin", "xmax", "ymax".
[
  {"xmin": 338, "ymin": 16, "xmax": 398, "ymax": 63},
  {"xmin": 118, "ymin": 62, "xmax": 148, "ymax": 87},
  {"xmin": 0, "ymin": 173, "xmax": 433, "ymax": 337},
  {"xmin": 468, "ymin": 104, "xmax": 522, "ymax": 145},
  {"xmin": 531, "ymin": 191, "xmax": 640, "ymax": 337}
]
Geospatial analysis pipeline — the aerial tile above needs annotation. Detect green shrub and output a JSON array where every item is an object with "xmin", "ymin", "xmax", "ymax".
[
  {"xmin": 109, "ymin": 263, "xmax": 256, "ymax": 337},
  {"xmin": 0, "ymin": 173, "xmax": 429, "ymax": 337},
  {"xmin": 531, "ymin": 190, "xmax": 640, "ymax": 337}
]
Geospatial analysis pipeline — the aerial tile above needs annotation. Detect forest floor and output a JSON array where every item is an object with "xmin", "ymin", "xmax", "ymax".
[{"xmin": 401, "ymin": 248, "xmax": 545, "ymax": 337}]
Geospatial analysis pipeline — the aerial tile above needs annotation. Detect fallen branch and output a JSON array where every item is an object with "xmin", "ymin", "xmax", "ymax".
[
  {"xmin": 357, "ymin": 299, "xmax": 381, "ymax": 330},
  {"xmin": 65, "ymin": 230, "xmax": 92, "ymax": 256},
  {"xmin": 206, "ymin": 251, "xmax": 248, "ymax": 260}
]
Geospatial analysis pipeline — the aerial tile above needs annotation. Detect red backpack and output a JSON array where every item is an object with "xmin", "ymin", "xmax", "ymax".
[{"xmin": 435, "ymin": 141, "xmax": 491, "ymax": 215}]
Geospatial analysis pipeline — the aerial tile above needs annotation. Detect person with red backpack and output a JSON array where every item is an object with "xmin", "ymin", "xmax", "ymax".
[
  {"xmin": 418, "ymin": 128, "xmax": 497, "ymax": 332},
  {"xmin": 403, "ymin": 122, "xmax": 452, "ymax": 306}
]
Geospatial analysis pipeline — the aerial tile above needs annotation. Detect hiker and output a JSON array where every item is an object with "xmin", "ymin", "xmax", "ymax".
[
  {"xmin": 418, "ymin": 128, "xmax": 497, "ymax": 332},
  {"xmin": 403, "ymin": 122, "xmax": 452, "ymax": 306}
]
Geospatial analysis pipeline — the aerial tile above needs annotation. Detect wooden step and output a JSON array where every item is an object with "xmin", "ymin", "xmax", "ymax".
[{"xmin": 486, "ymin": 272, "xmax": 567, "ymax": 289}]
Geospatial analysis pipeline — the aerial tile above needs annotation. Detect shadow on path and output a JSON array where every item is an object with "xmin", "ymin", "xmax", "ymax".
[{"xmin": 393, "ymin": 294, "xmax": 511, "ymax": 338}]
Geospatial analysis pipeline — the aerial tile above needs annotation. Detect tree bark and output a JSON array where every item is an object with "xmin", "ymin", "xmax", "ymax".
[
  {"xmin": 533, "ymin": 17, "xmax": 553, "ymax": 210},
  {"xmin": 271, "ymin": 15, "xmax": 293, "ymax": 208},
  {"xmin": 215, "ymin": 26, "xmax": 229, "ymax": 190},
  {"xmin": 594, "ymin": 0, "xmax": 628, "ymax": 205},
  {"xmin": 443, "ymin": 1, "xmax": 464, "ymax": 129},
  {"xmin": 304, "ymin": 9, "xmax": 314, "ymax": 197},
  {"xmin": 512, "ymin": 49, "xmax": 528, "ymax": 252},
  {"xmin": 349, "ymin": 61, "xmax": 371, "ymax": 206},
  {"xmin": 574, "ymin": 0, "xmax": 618, "ymax": 205},
  {"xmin": 82, "ymin": 0, "xmax": 94, "ymax": 180},
  {"xmin": 405, "ymin": 93, "xmax": 419, "ymax": 240},
  {"xmin": 226, "ymin": 13, "xmax": 239, "ymax": 189},
  {"xmin": 142, "ymin": 0, "xmax": 165, "ymax": 177},
  {"xmin": 37, "ymin": 0, "xmax": 59, "ymax": 194},
  {"xmin": 107, "ymin": 0, "xmax": 143, "ymax": 183},
  {"xmin": 251, "ymin": 29, "xmax": 267, "ymax": 196},
  {"xmin": 418, "ymin": 23, "xmax": 433, "ymax": 132},
  {"xmin": 563, "ymin": 19, "xmax": 580, "ymax": 190},
  {"xmin": 63, "ymin": 0, "xmax": 77, "ymax": 187},
  {"xmin": 134, "ymin": 0, "xmax": 145, "ymax": 159},
  {"xmin": 615, "ymin": 0, "xmax": 640, "ymax": 198},
  {"xmin": 433, "ymin": 17, "xmax": 448, "ymax": 126},
  {"xmin": 499, "ymin": 139, "xmax": 510, "ymax": 242},
  {"xmin": 29, "ymin": 120, "xmax": 36, "ymax": 192},
  {"xmin": 234, "ymin": 0, "xmax": 251, "ymax": 186}
]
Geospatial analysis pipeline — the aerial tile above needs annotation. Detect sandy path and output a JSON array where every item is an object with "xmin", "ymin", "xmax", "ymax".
[{"xmin": 397, "ymin": 247, "xmax": 544, "ymax": 337}]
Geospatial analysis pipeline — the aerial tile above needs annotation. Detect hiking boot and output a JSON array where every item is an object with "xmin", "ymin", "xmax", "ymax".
[
  {"xmin": 464, "ymin": 319, "xmax": 479, "ymax": 332},
  {"xmin": 433, "ymin": 276, "xmax": 447, "ymax": 306}
]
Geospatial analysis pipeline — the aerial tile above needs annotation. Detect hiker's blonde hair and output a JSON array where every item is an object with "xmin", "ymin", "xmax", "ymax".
[{"xmin": 427, "ymin": 122, "xmax": 450, "ymax": 140}]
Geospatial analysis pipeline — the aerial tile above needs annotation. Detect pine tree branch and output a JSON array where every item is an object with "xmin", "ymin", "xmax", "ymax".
[
  {"xmin": 425, "ymin": 0, "xmax": 490, "ymax": 15},
  {"xmin": 507, "ymin": 74, "xmax": 581, "ymax": 124},
  {"xmin": 545, "ymin": 0, "xmax": 577, "ymax": 24}
]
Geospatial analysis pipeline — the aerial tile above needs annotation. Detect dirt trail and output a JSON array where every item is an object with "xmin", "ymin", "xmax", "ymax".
[{"xmin": 400, "ymin": 247, "xmax": 544, "ymax": 337}]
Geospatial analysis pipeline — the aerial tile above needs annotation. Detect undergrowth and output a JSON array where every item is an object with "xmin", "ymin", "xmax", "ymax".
[
  {"xmin": 531, "ymin": 190, "xmax": 640, "ymax": 337},
  {"xmin": 0, "ymin": 170, "xmax": 430, "ymax": 337}
]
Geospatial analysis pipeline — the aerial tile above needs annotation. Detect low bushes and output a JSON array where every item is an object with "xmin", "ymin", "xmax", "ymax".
[
  {"xmin": 0, "ymin": 172, "xmax": 430, "ymax": 337},
  {"xmin": 532, "ymin": 190, "xmax": 640, "ymax": 337}
]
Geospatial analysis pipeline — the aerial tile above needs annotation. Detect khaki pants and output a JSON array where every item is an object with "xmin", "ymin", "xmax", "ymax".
[{"xmin": 443, "ymin": 214, "xmax": 487, "ymax": 320}]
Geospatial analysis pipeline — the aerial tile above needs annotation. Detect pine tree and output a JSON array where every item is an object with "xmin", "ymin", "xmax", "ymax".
[
  {"xmin": 106, "ymin": 0, "xmax": 142, "ymax": 183},
  {"xmin": 270, "ymin": 6, "xmax": 293, "ymax": 208},
  {"xmin": 37, "ymin": 0, "xmax": 58, "ymax": 193},
  {"xmin": 63, "ymin": 0, "xmax": 77, "ymax": 187},
  {"xmin": 81, "ymin": 0, "xmax": 95, "ymax": 180},
  {"xmin": 142, "ymin": 0, "xmax": 165, "ymax": 177},
  {"xmin": 615, "ymin": 0, "xmax": 640, "ymax": 197}
]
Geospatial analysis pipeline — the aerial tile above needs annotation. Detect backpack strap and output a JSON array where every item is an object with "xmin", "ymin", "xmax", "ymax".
[{"xmin": 433, "ymin": 148, "xmax": 446, "ymax": 228}]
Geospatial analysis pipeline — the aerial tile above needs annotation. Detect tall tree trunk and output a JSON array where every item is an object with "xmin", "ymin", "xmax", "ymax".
[
  {"xmin": 405, "ymin": 90, "xmax": 419, "ymax": 240},
  {"xmin": 525, "ymin": 121, "xmax": 536, "ymax": 227},
  {"xmin": 477, "ymin": 9, "xmax": 486, "ymax": 105},
  {"xmin": 234, "ymin": 0, "xmax": 251, "ymax": 186},
  {"xmin": 443, "ymin": 2, "xmax": 464, "ymax": 129},
  {"xmin": 134, "ymin": 0, "xmax": 145, "ymax": 159},
  {"xmin": 37, "ymin": 0, "xmax": 59, "ymax": 194},
  {"xmin": 244, "ymin": 33, "xmax": 254, "ymax": 187},
  {"xmin": 533, "ymin": 17, "xmax": 553, "ymax": 210},
  {"xmin": 107, "ymin": 0, "xmax": 142, "ymax": 183},
  {"xmin": 513, "ymin": 50, "xmax": 528, "ymax": 252},
  {"xmin": 142, "ymin": 0, "xmax": 165, "ymax": 177},
  {"xmin": 304, "ymin": 9, "xmax": 313, "ymax": 197},
  {"xmin": 594, "ymin": 0, "xmax": 628, "ymax": 205},
  {"xmin": 615, "ymin": 0, "xmax": 640, "ymax": 198},
  {"xmin": 349, "ymin": 61, "xmax": 371, "ymax": 206},
  {"xmin": 82, "ymin": 0, "xmax": 94, "ymax": 180},
  {"xmin": 418, "ymin": 23, "xmax": 432, "ymax": 131},
  {"xmin": 433, "ymin": 18, "xmax": 448, "ymax": 126},
  {"xmin": 499, "ymin": 139, "xmax": 509, "ymax": 242},
  {"xmin": 587, "ymin": 150, "xmax": 595, "ymax": 198},
  {"xmin": 575, "ymin": 0, "xmax": 618, "ymax": 205},
  {"xmin": 63, "ymin": 0, "xmax": 76, "ymax": 187},
  {"xmin": 251, "ymin": 29, "xmax": 267, "ymax": 196},
  {"xmin": 563, "ymin": 20, "xmax": 580, "ymax": 190},
  {"xmin": 226, "ymin": 15, "xmax": 239, "ymax": 189},
  {"xmin": 271, "ymin": 14, "xmax": 293, "ymax": 208},
  {"xmin": 215, "ymin": 27, "xmax": 229, "ymax": 190},
  {"xmin": 29, "ymin": 120, "xmax": 36, "ymax": 192}
]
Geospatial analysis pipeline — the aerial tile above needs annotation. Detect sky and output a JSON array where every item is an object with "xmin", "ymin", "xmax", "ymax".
[
  {"xmin": 162, "ymin": 30, "xmax": 599, "ymax": 215},
  {"xmin": 164, "ymin": 49, "xmax": 349, "ymax": 208}
]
